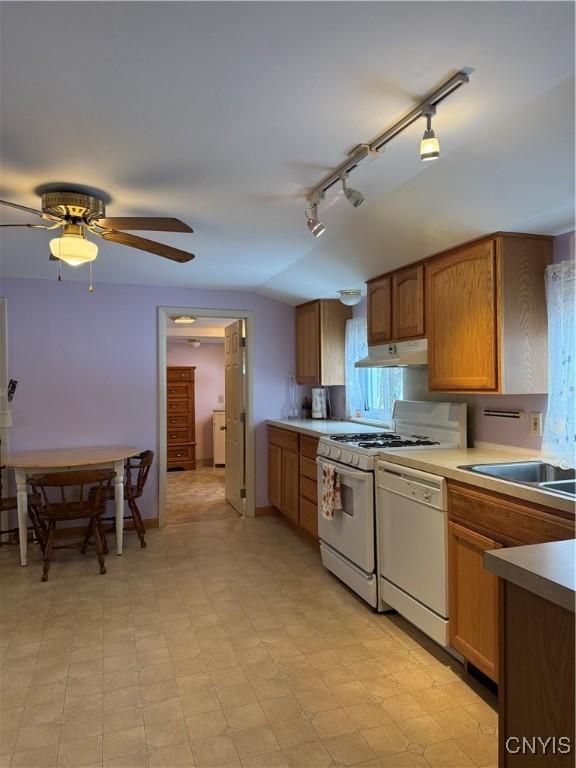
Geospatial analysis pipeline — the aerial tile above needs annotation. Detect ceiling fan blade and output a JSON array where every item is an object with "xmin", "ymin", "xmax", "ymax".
[
  {"xmin": 100, "ymin": 230, "xmax": 195, "ymax": 263},
  {"xmin": 0, "ymin": 223, "xmax": 47, "ymax": 228},
  {"xmin": 0, "ymin": 199, "xmax": 61, "ymax": 222},
  {"xmin": 96, "ymin": 217, "xmax": 193, "ymax": 233}
]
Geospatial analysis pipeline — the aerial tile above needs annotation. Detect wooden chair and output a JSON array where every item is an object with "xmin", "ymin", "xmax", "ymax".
[
  {"xmin": 88, "ymin": 450, "xmax": 154, "ymax": 548},
  {"xmin": 28, "ymin": 469, "xmax": 115, "ymax": 582}
]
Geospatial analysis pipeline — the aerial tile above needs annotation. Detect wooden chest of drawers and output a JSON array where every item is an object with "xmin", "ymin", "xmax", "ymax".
[{"xmin": 167, "ymin": 366, "xmax": 196, "ymax": 470}]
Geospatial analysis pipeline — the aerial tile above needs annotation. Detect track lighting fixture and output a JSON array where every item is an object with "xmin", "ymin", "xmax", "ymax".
[
  {"xmin": 306, "ymin": 202, "xmax": 326, "ymax": 238},
  {"xmin": 338, "ymin": 289, "xmax": 362, "ymax": 306},
  {"xmin": 420, "ymin": 105, "xmax": 440, "ymax": 161},
  {"xmin": 303, "ymin": 70, "xmax": 470, "ymax": 234},
  {"xmin": 341, "ymin": 174, "xmax": 365, "ymax": 208}
]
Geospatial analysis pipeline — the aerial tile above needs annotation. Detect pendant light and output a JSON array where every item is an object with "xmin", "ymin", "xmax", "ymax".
[
  {"xmin": 420, "ymin": 105, "xmax": 440, "ymax": 161},
  {"xmin": 49, "ymin": 224, "xmax": 98, "ymax": 266}
]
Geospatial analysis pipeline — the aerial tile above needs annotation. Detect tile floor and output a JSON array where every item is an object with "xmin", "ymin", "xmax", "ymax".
[
  {"xmin": 0, "ymin": 515, "xmax": 498, "ymax": 768},
  {"xmin": 166, "ymin": 468, "xmax": 237, "ymax": 525}
]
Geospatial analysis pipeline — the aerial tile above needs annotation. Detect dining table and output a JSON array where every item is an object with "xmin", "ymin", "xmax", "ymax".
[{"xmin": 4, "ymin": 445, "xmax": 139, "ymax": 566}]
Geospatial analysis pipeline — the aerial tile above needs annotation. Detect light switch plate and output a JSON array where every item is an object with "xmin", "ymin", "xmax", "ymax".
[{"xmin": 530, "ymin": 412, "xmax": 543, "ymax": 437}]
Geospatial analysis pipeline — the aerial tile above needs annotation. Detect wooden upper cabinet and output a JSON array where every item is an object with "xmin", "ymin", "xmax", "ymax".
[
  {"xmin": 426, "ymin": 234, "xmax": 552, "ymax": 393},
  {"xmin": 296, "ymin": 301, "xmax": 321, "ymax": 385},
  {"xmin": 426, "ymin": 240, "xmax": 498, "ymax": 391},
  {"xmin": 367, "ymin": 275, "xmax": 392, "ymax": 346},
  {"xmin": 392, "ymin": 264, "xmax": 425, "ymax": 340},
  {"xmin": 295, "ymin": 300, "xmax": 351, "ymax": 386}
]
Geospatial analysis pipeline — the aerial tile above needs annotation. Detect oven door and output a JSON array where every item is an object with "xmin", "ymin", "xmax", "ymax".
[{"xmin": 316, "ymin": 457, "xmax": 374, "ymax": 572}]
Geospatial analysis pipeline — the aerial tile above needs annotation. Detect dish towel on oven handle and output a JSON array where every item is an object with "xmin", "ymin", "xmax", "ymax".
[{"xmin": 321, "ymin": 463, "xmax": 343, "ymax": 520}]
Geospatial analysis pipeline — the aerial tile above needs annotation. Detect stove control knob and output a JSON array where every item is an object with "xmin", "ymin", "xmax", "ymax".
[
  {"xmin": 334, "ymin": 448, "xmax": 342, "ymax": 459},
  {"xmin": 352, "ymin": 455, "xmax": 360, "ymax": 466},
  {"xmin": 342, "ymin": 451, "xmax": 351, "ymax": 463}
]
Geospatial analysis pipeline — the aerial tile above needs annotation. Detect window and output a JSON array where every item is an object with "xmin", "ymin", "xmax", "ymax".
[
  {"xmin": 345, "ymin": 317, "xmax": 403, "ymax": 425},
  {"xmin": 542, "ymin": 259, "xmax": 575, "ymax": 468}
]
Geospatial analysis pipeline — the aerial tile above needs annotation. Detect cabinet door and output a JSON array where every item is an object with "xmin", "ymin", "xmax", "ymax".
[
  {"xmin": 448, "ymin": 521, "xmax": 501, "ymax": 682},
  {"xmin": 367, "ymin": 276, "xmax": 392, "ymax": 345},
  {"xmin": 392, "ymin": 264, "xmax": 425, "ymax": 340},
  {"xmin": 268, "ymin": 443, "xmax": 282, "ymax": 511},
  {"xmin": 281, "ymin": 449, "xmax": 299, "ymax": 523},
  {"xmin": 296, "ymin": 302, "xmax": 321, "ymax": 385},
  {"xmin": 426, "ymin": 240, "xmax": 498, "ymax": 391}
]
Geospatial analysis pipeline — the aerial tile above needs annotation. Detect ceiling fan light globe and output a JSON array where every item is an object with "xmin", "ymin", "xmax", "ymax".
[{"xmin": 49, "ymin": 234, "xmax": 98, "ymax": 266}]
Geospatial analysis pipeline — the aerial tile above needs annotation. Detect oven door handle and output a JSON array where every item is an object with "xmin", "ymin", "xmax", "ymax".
[{"xmin": 316, "ymin": 457, "xmax": 368, "ymax": 479}]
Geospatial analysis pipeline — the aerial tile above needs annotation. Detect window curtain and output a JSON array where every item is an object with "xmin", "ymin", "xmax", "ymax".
[
  {"xmin": 345, "ymin": 317, "xmax": 403, "ymax": 423},
  {"xmin": 542, "ymin": 259, "xmax": 576, "ymax": 468},
  {"xmin": 345, "ymin": 317, "xmax": 368, "ymax": 417}
]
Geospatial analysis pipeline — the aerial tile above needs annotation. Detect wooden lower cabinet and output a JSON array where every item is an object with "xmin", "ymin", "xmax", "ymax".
[
  {"xmin": 447, "ymin": 481, "xmax": 574, "ymax": 684},
  {"xmin": 268, "ymin": 426, "xmax": 319, "ymax": 539},
  {"xmin": 281, "ymin": 449, "xmax": 299, "ymax": 523},
  {"xmin": 448, "ymin": 521, "xmax": 501, "ymax": 681},
  {"xmin": 268, "ymin": 443, "xmax": 282, "ymax": 511}
]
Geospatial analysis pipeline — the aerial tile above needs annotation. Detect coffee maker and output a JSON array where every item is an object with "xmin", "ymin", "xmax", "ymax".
[{"xmin": 311, "ymin": 387, "xmax": 328, "ymax": 419}]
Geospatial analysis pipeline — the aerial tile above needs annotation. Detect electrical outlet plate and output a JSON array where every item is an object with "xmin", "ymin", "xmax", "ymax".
[{"xmin": 530, "ymin": 412, "xmax": 543, "ymax": 437}]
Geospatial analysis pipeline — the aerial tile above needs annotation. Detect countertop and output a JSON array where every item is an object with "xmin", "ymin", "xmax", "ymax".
[
  {"xmin": 375, "ymin": 446, "xmax": 575, "ymax": 515},
  {"xmin": 485, "ymin": 539, "xmax": 575, "ymax": 612},
  {"xmin": 267, "ymin": 419, "xmax": 385, "ymax": 438}
]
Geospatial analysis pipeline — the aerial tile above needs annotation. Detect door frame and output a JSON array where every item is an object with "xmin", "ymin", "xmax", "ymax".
[{"xmin": 157, "ymin": 306, "xmax": 255, "ymax": 526}]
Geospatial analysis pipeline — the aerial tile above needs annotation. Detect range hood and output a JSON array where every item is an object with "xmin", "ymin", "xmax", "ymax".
[{"xmin": 355, "ymin": 339, "xmax": 428, "ymax": 368}]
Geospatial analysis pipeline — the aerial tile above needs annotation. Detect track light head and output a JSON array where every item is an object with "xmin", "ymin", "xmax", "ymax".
[
  {"xmin": 420, "ymin": 105, "xmax": 440, "ymax": 161},
  {"xmin": 306, "ymin": 202, "xmax": 326, "ymax": 238},
  {"xmin": 341, "ymin": 175, "xmax": 365, "ymax": 208}
]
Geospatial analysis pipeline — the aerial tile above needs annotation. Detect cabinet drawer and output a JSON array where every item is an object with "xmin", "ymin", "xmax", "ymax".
[
  {"xmin": 300, "ymin": 456, "xmax": 317, "ymax": 481},
  {"xmin": 168, "ymin": 445, "xmax": 195, "ymax": 462},
  {"xmin": 300, "ymin": 435, "xmax": 319, "ymax": 459},
  {"xmin": 299, "ymin": 496, "xmax": 318, "ymax": 539},
  {"xmin": 167, "ymin": 382, "xmax": 190, "ymax": 398},
  {"xmin": 300, "ymin": 475, "xmax": 318, "ymax": 504},
  {"xmin": 167, "ymin": 428, "xmax": 194, "ymax": 444},
  {"xmin": 167, "ymin": 399, "xmax": 190, "ymax": 414},
  {"xmin": 167, "ymin": 414, "xmax": 191, "ymax": 428},
  {"xmin": 167, "ymin": 367, "xmax": 193, "ymax": 382},
  {"xmin": 447, "ymin": 481, "xmax": 574, "ymax": 545},
  {"xmin": 268, "ymin": 426, "xmax": 299, "ymax": 452}
]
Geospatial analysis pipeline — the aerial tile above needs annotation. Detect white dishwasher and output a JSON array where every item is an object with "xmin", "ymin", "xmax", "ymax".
[{"xmin": 376, "ymin": 460, "xmax": 448, "ymax": 647}]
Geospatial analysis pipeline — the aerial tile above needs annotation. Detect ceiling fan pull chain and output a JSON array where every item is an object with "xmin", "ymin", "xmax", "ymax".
[
  {"xmin": 57, "ymin": 258, "xmax": 62, "ymax": 282},
  {"xmin": 88, "ymin": 262, "xmax": 94, "ymax": 294}
]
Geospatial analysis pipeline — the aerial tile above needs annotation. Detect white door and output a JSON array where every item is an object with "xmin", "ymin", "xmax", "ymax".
[
  {"xmin": 317, "ymin": 458, "xmax": 374, "ymax": 571},
  {"xmin": 225, "ymin": 320, "xmax": 245, "ymax": 514}
]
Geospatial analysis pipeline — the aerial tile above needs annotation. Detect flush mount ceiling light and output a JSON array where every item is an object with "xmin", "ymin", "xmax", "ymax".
[
  {"xmin": 304, "ymin": 69, "xmax": 471, "ymax": 232},
  {"xmin": 187, "ymin": 338, "xmax": 201, "ymax": 348},
  {"xmin": 171, "ymin": 315, "xmax": 196, "ymax": 324},
  {"xmin": 341, "ymin": 174, "xmax": 365, "ymax": 208},
  {"xmin": 338, "ymin": 289, "xmax": 362, "ymax": 306},
  {"xmin": 49, "ymin": 224, "xmax": 98, "ymax": 266},
  {"xmin": 420, "ymin": 105, "xmax": 440, "ymax": 161},
  {"xmin": 305, "ymin": 202, "xmax": 326, "ymax": 238}
]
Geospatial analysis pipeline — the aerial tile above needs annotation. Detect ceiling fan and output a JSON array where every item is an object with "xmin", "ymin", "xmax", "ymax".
[{"xmin": 0, "ymin": 189, "xmax": 195, "ymax": 265}]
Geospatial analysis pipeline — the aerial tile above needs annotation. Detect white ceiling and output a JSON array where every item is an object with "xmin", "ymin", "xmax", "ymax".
[
  {"xmin": 166, "ymin": 316, "xmax": 232, "ymax": 339},
  {"xmin": 0, "ymin": 2, "xmax": 574, "ymax": 304}
]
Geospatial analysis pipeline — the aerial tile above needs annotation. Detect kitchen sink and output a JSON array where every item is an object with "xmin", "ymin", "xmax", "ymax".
[{"xmin": 458, "ymin": 461, "xmax": 576, "ymax": 498}]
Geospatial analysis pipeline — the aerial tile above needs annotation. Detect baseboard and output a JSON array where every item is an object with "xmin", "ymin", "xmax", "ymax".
[
  {"xmin": 255, "ymin": 506, "xmax": 277, "ymax": 517},
  {"xmin": 197, "ymin": 458, "xmax": 213, "ymax": 467}
]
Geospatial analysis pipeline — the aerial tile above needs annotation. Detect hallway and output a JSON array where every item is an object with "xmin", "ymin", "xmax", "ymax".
[{"xmin": 166, "ymin": 467, "xmax": 238, "ymax": 525}]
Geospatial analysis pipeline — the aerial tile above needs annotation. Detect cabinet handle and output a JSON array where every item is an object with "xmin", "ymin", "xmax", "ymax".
[
  {"xmin": 176, "ymin": 453, "xmax": 183, "ymax": 457},
  {"xmin": 170, "ymin": 433, "xmax": 177, "ymax": 438}
]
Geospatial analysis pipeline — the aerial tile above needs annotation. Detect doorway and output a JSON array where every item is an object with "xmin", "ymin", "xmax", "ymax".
[{"xmin": 157, "ymin": 307, "xmax": 255, "ymax": 526}]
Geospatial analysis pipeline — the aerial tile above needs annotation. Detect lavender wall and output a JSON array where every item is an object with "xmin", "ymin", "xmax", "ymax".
[
  {"xmin": 166, "ymin": 341, "xmax": 225, "ymax": 461},
  {"xmin": 2, "ymin": 277, "xmax": 296, "ymax": 516}
]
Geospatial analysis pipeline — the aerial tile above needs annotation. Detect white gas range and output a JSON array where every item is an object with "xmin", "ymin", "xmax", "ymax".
[{"xmin": 316, "ymin": 401, "xmax": 467, "ymax": 628}]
